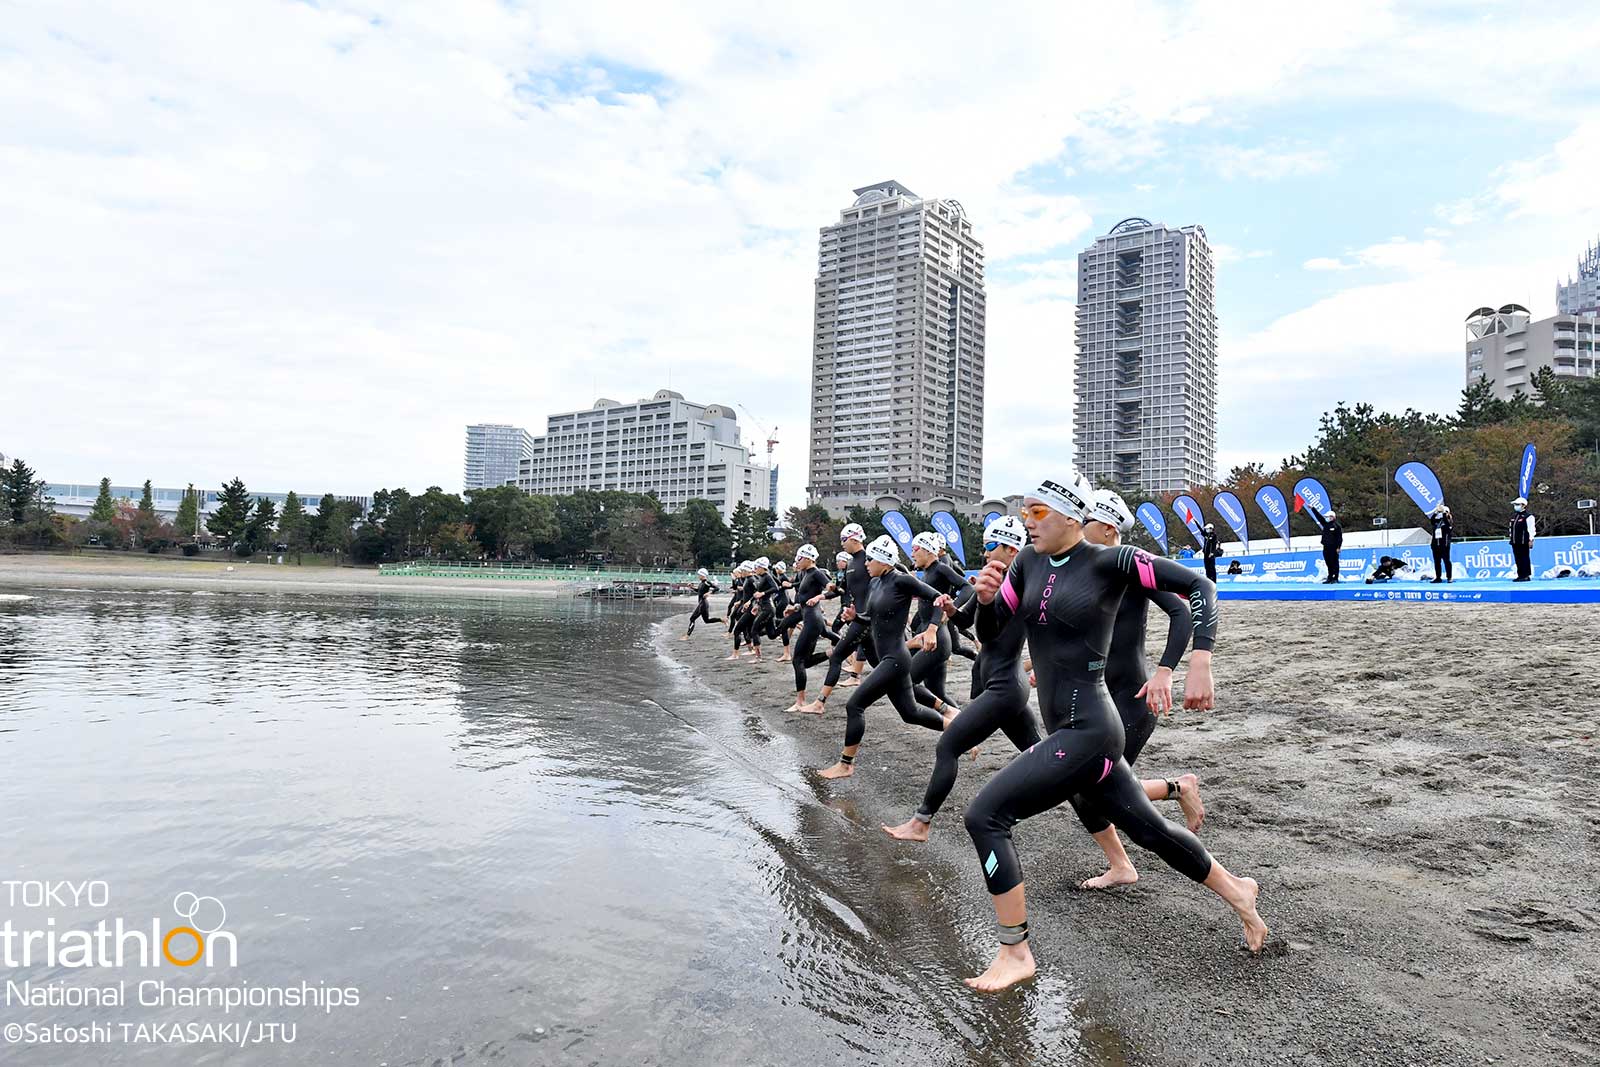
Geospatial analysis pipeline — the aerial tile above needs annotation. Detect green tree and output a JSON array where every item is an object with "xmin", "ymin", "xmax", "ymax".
[
  {"xmin": 241, "ymin": 496, "xmax": 278, "ymax": 555},
  {"xmin": 277, "ymin": 491, "xmax": 308, "ymax": 558},
  {"xmin": 174, "ymin": 485, "xmax": 200, "ymax": 540},
  {"xmin": 312, "ymin": 492, "xmax": 355, "ymax": 556},
  {"xmin": 349, "ymin": 523, "xmax": 388, "ymax": 564},
  {"xmin": 90, "ymin": 477, "xmax": 116, "ymax": 522},
  {"xmin": 134, "ymin": 480, "xmax": 161, "ymax": 546},
  {"xmin": 729, "ymin": 501, "xmax": 775, "ymax": 560},
  {"xmin": 432, "ymin": 521, "xmax": 476, "ymax": 560},
  {"xmin": 207, "ymin": 478, "xmax": 252, "ymax": 547},
  {"xmin": 413, "ymin": 487, "xmax": 465, "ymax": 556},
  {"xmin": 672, "ymin": 498, "xmax": 735, "ymax": 567},
  {"xmin": 0, "ymin": 458, "xmax": 47, "ymax": 525},
  {"xmin": 465, "ymin": 486, "xmax": 558, "ymax": 559}
]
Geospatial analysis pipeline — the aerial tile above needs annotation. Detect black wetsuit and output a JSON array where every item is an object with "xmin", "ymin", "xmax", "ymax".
[
  {"xmin": 1429, "ymin": 514, "xmax": 1453, "ymax": 581},
  {"xmin": 829, "ymin": 568, "xmax": 850, "ymax": 635},
  {"xmin": 745, "ymin": 570, "xmax": 780, "ymax": 648},
  {"xmin": 823, "ymin": 549, "xmax": 880, "ymax": 690},
  {"xmin": 912, "ymin": 575, "xmax": 1042, "ymax": 824},
  {"xmin": 686, "ymin": 579, "xmax": 721, "ymax": 635},
  {"xmin": 726, "ymin": 578, "xmax": 744, "ymax": 633},
  {"xmin": 764, "ymin": 574, "xmax": 793, "ymax": 646},
  {"xmin": 908, "ymin": 559, "xmax": 969, "ymax": 709},
  {"xmin": 732, "ymin": 576, "xmax": 761, "ymax": 649},
  {"xmin": 787, "ymin": 567, "xmax": 833, "ymax": 691},
  {"xmin": 1069, "ymin": 582, "xmax": 1191, "ymax": 837},
  {"xmin": 967, "ymin": 542, "xmax": 1217, "ymax": 896},
  {"xmin": 842, "ymin": 571, "xmax": 949, "ymax": 748}
]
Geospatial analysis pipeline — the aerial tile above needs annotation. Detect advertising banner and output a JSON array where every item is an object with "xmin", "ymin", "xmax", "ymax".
[
  {"xmin": 1293, "ymin": 477, "xmax": 1333, "ymax": 528},
  {"xmin": 1518, "ymin": 443, "xmax": 1537, "ymax": 500},
  {"xmin": 1135, "ymin": 502, "xmax": 1168, "ymax": 554},
  {"xmin": 1255, "ymin": 485, "xmax": 1293, "ymax": 548},
  {"xmin": 1213, "ymin": 491, "xmax": 1250, "ymax": 550},
  {"xmin": 1171, "ymin": 536, "xmax": 1600, "ymax": 583},
  {"xmin": 881, "ymin": 510, "xmax": 914, "ymax": 558},
  {"xmin": 1394, "ymin": 461, "xmax": 1446, "ymax": 516},
  {"xmin": 1172, "ymin": 495, "xmax": 1205, "ymax": 546},
  {"xmin": 930, "ymin": 510, "xmax": 967, "ymax": 567}
]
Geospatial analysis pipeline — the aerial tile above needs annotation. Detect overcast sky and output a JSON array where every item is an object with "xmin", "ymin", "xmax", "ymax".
[{"xmin": 5, "ymin": 1, "xmax": 1599, "ymax": 509}]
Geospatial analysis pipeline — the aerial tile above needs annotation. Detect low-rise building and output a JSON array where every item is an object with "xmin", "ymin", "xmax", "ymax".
[{"xmin": 1465, "ymin": 304, "xmax": 1598, "ymax": 400}]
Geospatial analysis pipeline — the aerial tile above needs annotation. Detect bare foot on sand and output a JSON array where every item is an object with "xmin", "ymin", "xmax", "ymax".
[
  {"xmin": 881, "ymin": 818, "xmax": 929, "ymax": 841},
  {"xmin": 1079, "ymin": 865, "xmax": 1138, "ymax": 890},
  {"xmin": 723, "ymin": 652, "xmax": 740, "ymax": 661},
  {"xmin": 797, "ymin": 700, "xmax": 826, "ymax": 715},
  {"xmin": 781, "ymin": 701, "xmax": 803, "ymax": 712},
  {"xmin": 817, "ymin": 762, "xmax": 855, "ymax": 780},
  {"xmin": 1228, "ymin": 877, "xmax": 1268, "ymax": 953},
  {"xmin": 965, "ymin": 944, "xmax": 1036, "ymax": 992},
  {"xmin": 1176, "ymin": 773, "xmax": 1205, "ymax": 833}
]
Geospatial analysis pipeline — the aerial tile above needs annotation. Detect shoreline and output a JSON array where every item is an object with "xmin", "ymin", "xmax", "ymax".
[
  {"xmin": 655, "ymin": 599, "xmax": 1600, "ymax": 1066},
  {"xmin": 0, "ymin": 553, "xmax": 696, "ymax": 601}
]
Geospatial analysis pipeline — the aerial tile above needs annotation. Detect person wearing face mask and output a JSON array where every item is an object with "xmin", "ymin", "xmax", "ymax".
[
  {"xmin": 1508, "ymin": 497, "xmax": 1536, "ymax": 581},
  {"xmin": 1428, "ymin": 505, "xmax": 1454, "ymax": 583},
  {"xmin": 1309, "ymin": 506, "xmax": 1343, "ymax": 583},
  {"xmin": 1201, "ymin": 523, "xmax": 1223, "ymax": 584}
]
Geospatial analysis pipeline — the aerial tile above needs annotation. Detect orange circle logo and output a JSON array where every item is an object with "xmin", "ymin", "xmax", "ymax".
[{"xmin": 162, "ymin": 926, "xmax": 205, "ymax": 966}]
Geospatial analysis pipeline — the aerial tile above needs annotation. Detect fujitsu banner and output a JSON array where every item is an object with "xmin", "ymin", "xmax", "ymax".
[
  {"xmin": 1293, "ymin": 477, "xmax": 1333, "ymax": 527},
  {"xmin": 1518, "ymin": 443, "xmax": 1537, "ymax": 499},
  {"xmin": 1213, "ymin": 491, "xmax": 1250, "ymax": 550},
  {"xmin": 1171, "ymin": 495, "xmax": 1205, "ymax": 546},
  {"xmin": 1394, "ymin": 461, "xmax": 1445, "ymax": 516},
  {"xmin": 881, "ymin": 511, "xmax": 914, "ymax": 558},
  {"xmin": 1135, "ymin": 502, "xmax": 1168, "ymax": 554},
  {"xmin": 930, "ymin": 511, "xmax": 967, "ymax": 567},
  {"xmin": 1255, "ymin": 485, "xmax": 1293, "ymax": 548}
]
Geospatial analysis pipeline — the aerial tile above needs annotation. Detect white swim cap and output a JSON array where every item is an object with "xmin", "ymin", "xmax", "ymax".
[
  {"xmin": 1513, "ymin": 496, "xmax": 1528, "ymax": 506},
  {"xmin": 1029, "ymin": 469, "xmax": 1094, "ymax": 521},
  {"xmin": 983, "ymin": 515, "xmax": 1027, "ymax": 550},
  {"xmin": 865, "ymin": 534, "xmax": 899, "ymax": 565},
  {"xmin": 774, "ymin": 560, "xmax": 786, "ymax": 572},
  {"xmin": 840, "ymin": 523, "xmax": 865, "ymax": 544},
  {"xmin": 1087, "ymin": 490, "xmax": 1134, "ymax": 534},
  {"xmin": 697, "ymin": 568, "xmax": 708, "ymax": 578},
  {"xmin": 796, "ymin": 544, "xmax": 819, "ymax": 562},
  {"xmin": 835, "ymin": 551, "xmax": 851, "ymax": 564},
  {"xmin": 756, "ymin": 556, "xmax": 770, "ymax": 568},
  {"xmin": 911, "ymin": 531, "xmax": 945, "ymax": 556}
]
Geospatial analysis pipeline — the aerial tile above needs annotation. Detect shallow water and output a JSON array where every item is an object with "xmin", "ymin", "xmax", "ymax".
[{"xmin": 0, "ymin": 589, "xmax": 1125, "ymax": 1065}]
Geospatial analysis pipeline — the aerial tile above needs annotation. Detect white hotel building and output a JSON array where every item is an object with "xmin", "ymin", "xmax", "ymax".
[{"xmin": 513, "ymin": 390, "xmax": 773, "ymax": 523}]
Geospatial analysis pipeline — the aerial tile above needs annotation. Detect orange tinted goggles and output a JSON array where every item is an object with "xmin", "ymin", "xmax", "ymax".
[{"xmin": 1020, "ymin": 504, "xmax": 1055, "ymax": 522}]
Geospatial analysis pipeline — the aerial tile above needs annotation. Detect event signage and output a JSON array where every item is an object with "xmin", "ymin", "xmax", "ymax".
[
  {"xmin": 881, "ymin": 511, "xmax": 914, "ymax": 558},
  {"xmin": 1171, "ymin": 535, "xmax": 1599, "ymax": 583},
  {"xmin": 1293, "ymin": 477, "xmax": 1334, "ymax": 527},
  {"xmin": 1255, "ymin": 485, "xmax": 1293, "ymax": 548},
  {"xmin": 1135, "ymin": 502, "xmax": 1168, "ymax": 554},
  {"xmin": 1172, "ymin": 495, "xmax": 1205, "ymax": 546},
  {"xmin": 1394, "ymin": 461, "xmax": 1446, "ymax": 516},
  {"xmin": 1213, "ymin": 491, "xmax": 1250, "ymax": 550},
  {"xmin": 1518, "ymin": 443, "xmax": 1537, "ymax": 500},
  {"xmin": 930, "ymin": 511, "xmax": 967, "ymax": 567},
  {"xmin": 982, "ymin": 510, "xmax": 1002, "ymax": 531}
]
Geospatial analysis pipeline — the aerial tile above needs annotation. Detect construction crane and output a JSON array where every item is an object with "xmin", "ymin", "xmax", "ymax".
[{"xmin": 735, "ymin": 403, "xmax": 779, "ymax": 467}]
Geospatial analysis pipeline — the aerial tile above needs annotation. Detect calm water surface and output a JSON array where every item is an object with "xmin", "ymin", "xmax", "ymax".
[{"xmin": 0, "ymin": 588, "xmax": 1124, "ymax": 1065}]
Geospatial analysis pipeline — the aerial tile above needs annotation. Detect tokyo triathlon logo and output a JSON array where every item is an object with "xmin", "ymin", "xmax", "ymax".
[{"xmin": 164, "ymin": 893, "xmax": 227, "ymax": 967}]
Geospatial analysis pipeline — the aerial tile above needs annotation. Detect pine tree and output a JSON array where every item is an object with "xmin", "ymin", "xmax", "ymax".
[
  {"xmin": 174, "ymin": 485, "xmax": 200, "ymax": 539},
  {"xmin": 242, "ymin": 497, "xmax": 278, "ymax": 554},
  {"xmin": 207, "ymin": 477, "xmax": 252, "ymax": 548},
  {"xmin": 90, "ymin": 477, "xmax": 116, "ymax": 522},
  {"xmin": 134, "ymin": 480, "xmax": 161, "ymax": 545},
  {"xmin": 277, "ymin": 491, "xmax": 308, "ymax": 556},
  {"xmin": 0, "ymin": 458, "xmax": 43, "ymax": 525}
]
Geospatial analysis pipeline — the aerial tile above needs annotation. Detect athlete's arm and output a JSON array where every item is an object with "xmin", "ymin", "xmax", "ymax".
[
  {"xmin": 1108, "ymin": 548, "xmax": 1217, "ymax": 710},
  {"xmin": 1137, "ymin": 589, "xmax": 1192, "ymax": 715}
]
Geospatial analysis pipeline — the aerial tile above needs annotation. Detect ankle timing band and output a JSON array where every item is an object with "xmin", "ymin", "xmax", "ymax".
[
  {"xmin": 998, "ymin": 920, "xmax": 1029, "ymax": 945},
  {"xmin": 1166, "ymin": 779, "xmax": 1181, "ymax": 799},
  {"xmin": 839, "ymin": 753, "xmax": 854, "ymax": 765}
]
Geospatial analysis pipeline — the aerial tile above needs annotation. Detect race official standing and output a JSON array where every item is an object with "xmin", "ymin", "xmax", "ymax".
[
  {"xmin": 1202, "ymin": 523, "xmax": 1223, "ymax": 584},
  {"xmin": 1509, "ymin": 497, "xmax": 1536, "ymax": 582},
  {"xmin": 1428, "ymin": 505, "xmax": 1453, "ymax": 583},
  {"xmin": 1313, "ymin": 507, "xmax": 1344, "ymax": 583}
]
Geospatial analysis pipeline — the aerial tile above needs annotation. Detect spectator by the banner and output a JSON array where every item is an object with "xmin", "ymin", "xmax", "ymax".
[
  {"xmin": 1509, "ymin": 497, "xmax": 1536, "ymax": 582},
  {"xmin": 1226, "ymin": 560, "xmax": 1243, "ymax": 576},
  {"xmin": 1202, "ymin": 522, "xmax": 1223, "ymax": 583},
  {"xmin": 1428, "ymin": 505, "xmax": 1454, "ymax": 583}
]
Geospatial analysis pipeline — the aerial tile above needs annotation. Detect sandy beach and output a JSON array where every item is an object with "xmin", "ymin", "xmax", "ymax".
[
  {"xmin": 0, "ymin": 552, "xmax": 676, "ymax": 599},
  {"xmin": 657, "ymin": 599, "xmax": 1600, "ymax": 1066}
]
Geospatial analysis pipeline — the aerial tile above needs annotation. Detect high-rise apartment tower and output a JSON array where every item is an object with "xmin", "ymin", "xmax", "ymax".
[
  {"xmin": 806, "ymin": 181, "xmax": 986, "ymax": 511},
  {"xmin": 1073, "ymin": 218, "xmax": 1217, "ymax": 494},
  {"xmin": 464, "ymin": 424, "xmax": 534, "ymax": 491}
]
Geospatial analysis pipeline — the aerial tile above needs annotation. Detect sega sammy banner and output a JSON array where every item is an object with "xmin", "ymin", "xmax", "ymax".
[
  {"xmin": 880, "ymin": 510, "xmax": 914, "ymax": 557},
  {"xmin": 1394, "ymin": 461, "xmax": 1446, "ymax": 516},
  {"xmin": 1212, "ymin": 491, "xmax": 1250, "ymax": 551},
  {"xmin": 1254, "ymin": 485, "xmax": 1293, "ymax": 549},
  {"xmin": 1135, "ymin": 502, "xmax": 1168, "ymax": 554},
  {"xmin": 1518, "ymin": 443, "xmax": 1537, "ymax": 500},
  {"xmin": 1171, "ymin": 536, "xmax": 1600, "ymax": 583},
  {"xmin": 1293, "ymin": 477, "xmax": 1333, "ymax": 527},
  {"xmin": 930, "ymin": 510, "xmax": 967, "ymax": 567},
  {"xmin": 1171, "ymin": 495, "xmax": 1205, "ymax": 546},
  {"xmin": 982, "ymin": 510, "xmax": 1002, "ymax": 532}
]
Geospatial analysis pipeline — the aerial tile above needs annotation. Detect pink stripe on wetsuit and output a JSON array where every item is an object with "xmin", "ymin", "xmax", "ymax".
[{"xmin": 999, "ymin": 573, "xmax": 1020, "ymax": 613}]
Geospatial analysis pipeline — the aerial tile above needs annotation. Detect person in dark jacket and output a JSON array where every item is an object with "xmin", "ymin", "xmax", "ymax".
[
  {"xmin": 1201, "ymin": 523, "xmax": 1224, "ymax": 583},
  {"xmin": 1312, "ymin": 507, "xmax": 1343, "ymax": 583},
  {"xmin": 1428, "ymin": 505, "xmax": 1454, "ymax": 583},
  {"xmin": 1508, "ymin": 497, "xmax": 1536, "ymax": 582}
]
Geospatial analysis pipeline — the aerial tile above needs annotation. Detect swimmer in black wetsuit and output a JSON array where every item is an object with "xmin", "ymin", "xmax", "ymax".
[
  {"xmin": 683, "ymin": 568, "xmax": 722, "ymax": 639},
  {"xmin": 800, "ymin": 524, "xmax": 879, "ymax": 714},
  {"xmin": 1073, "ymin": 488, "xmax": 1207, "ymax": 890},
  {"xmin": 725, "ymin": 563, "xmax": 754, "ymax": 660},
  {"xmin": 767, "ymin": 560, "xmax": 794, "ymax": 661},
  {"xmin": 884, "ymin": 515, "xmax": 1042, "ymax": 842},
  {"xmin": 817, "ymin": 535, "xmax": 954, "ymax": 779},
  {"xmin": 741, "ymin": 557, "xmax": 778, "ymax": 661},
  {"xmin": 779, "ymin": 544, "xmax": 835, "ymax": 711},
  {"xmin": 908, "ymin": 531, "xmax": 968, "ymax": 715},
  {"xmin": 962, "ymin": 470, "xmax": 1266, "ymax": 991}
]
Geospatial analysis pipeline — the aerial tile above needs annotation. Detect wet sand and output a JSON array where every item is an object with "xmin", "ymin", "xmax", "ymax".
[{"xmin": 658, "ymin": 600, "xmax": 1600, "ymax": 1066}]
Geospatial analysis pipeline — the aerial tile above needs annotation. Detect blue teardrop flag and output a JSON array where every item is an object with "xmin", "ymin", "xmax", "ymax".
[
  {"xmin": 1135, "ymin": 502, "xmax": 1168, "ymax": 554},
  {"xmin": 1213, "ymin": 491, "xmax": 1250, "ymax": 550},
  {"xmin": 881, "ymin": 510, "xmax": 914, "ymax": 558},
  {"xmin": 1292, "ymin": 477, "xmax": 1333, "ymax": 528},
  {"xmin": 931, "ymin": 510, "xmax": 966, "ymax": 567},
  {"xmin": 1255, "ymin": 485, "xmax": 1293, "ymax": 548},
  {"xmin": 1172, "ymin": 495, "xmax": 1205, "ymax": 546},
  {"xmin": 1395, "ymin": 461, "xmax": 1446, "ymax": 516},
  {"xmin": 1518, "ymin": 443, "xmax": 1537, "ymax": 500}
]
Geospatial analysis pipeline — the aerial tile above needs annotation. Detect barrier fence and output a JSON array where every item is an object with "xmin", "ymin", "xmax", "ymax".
[{"xmin": 377, "ymin": 561, "xmax": 703, "ymax": 585}]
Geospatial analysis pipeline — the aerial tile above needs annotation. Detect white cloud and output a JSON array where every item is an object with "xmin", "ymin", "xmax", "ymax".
[
  {"xmin": 1206, "ymin": 144, "xmax": 1331, "ymax": 180},
  {"xmin": 1301, "ymin": 238, "xmax": 1447, "ymax": 275},
  {"xmin": 2, "ymin": 1, "xmax": 1599, "ymax": 508}
]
